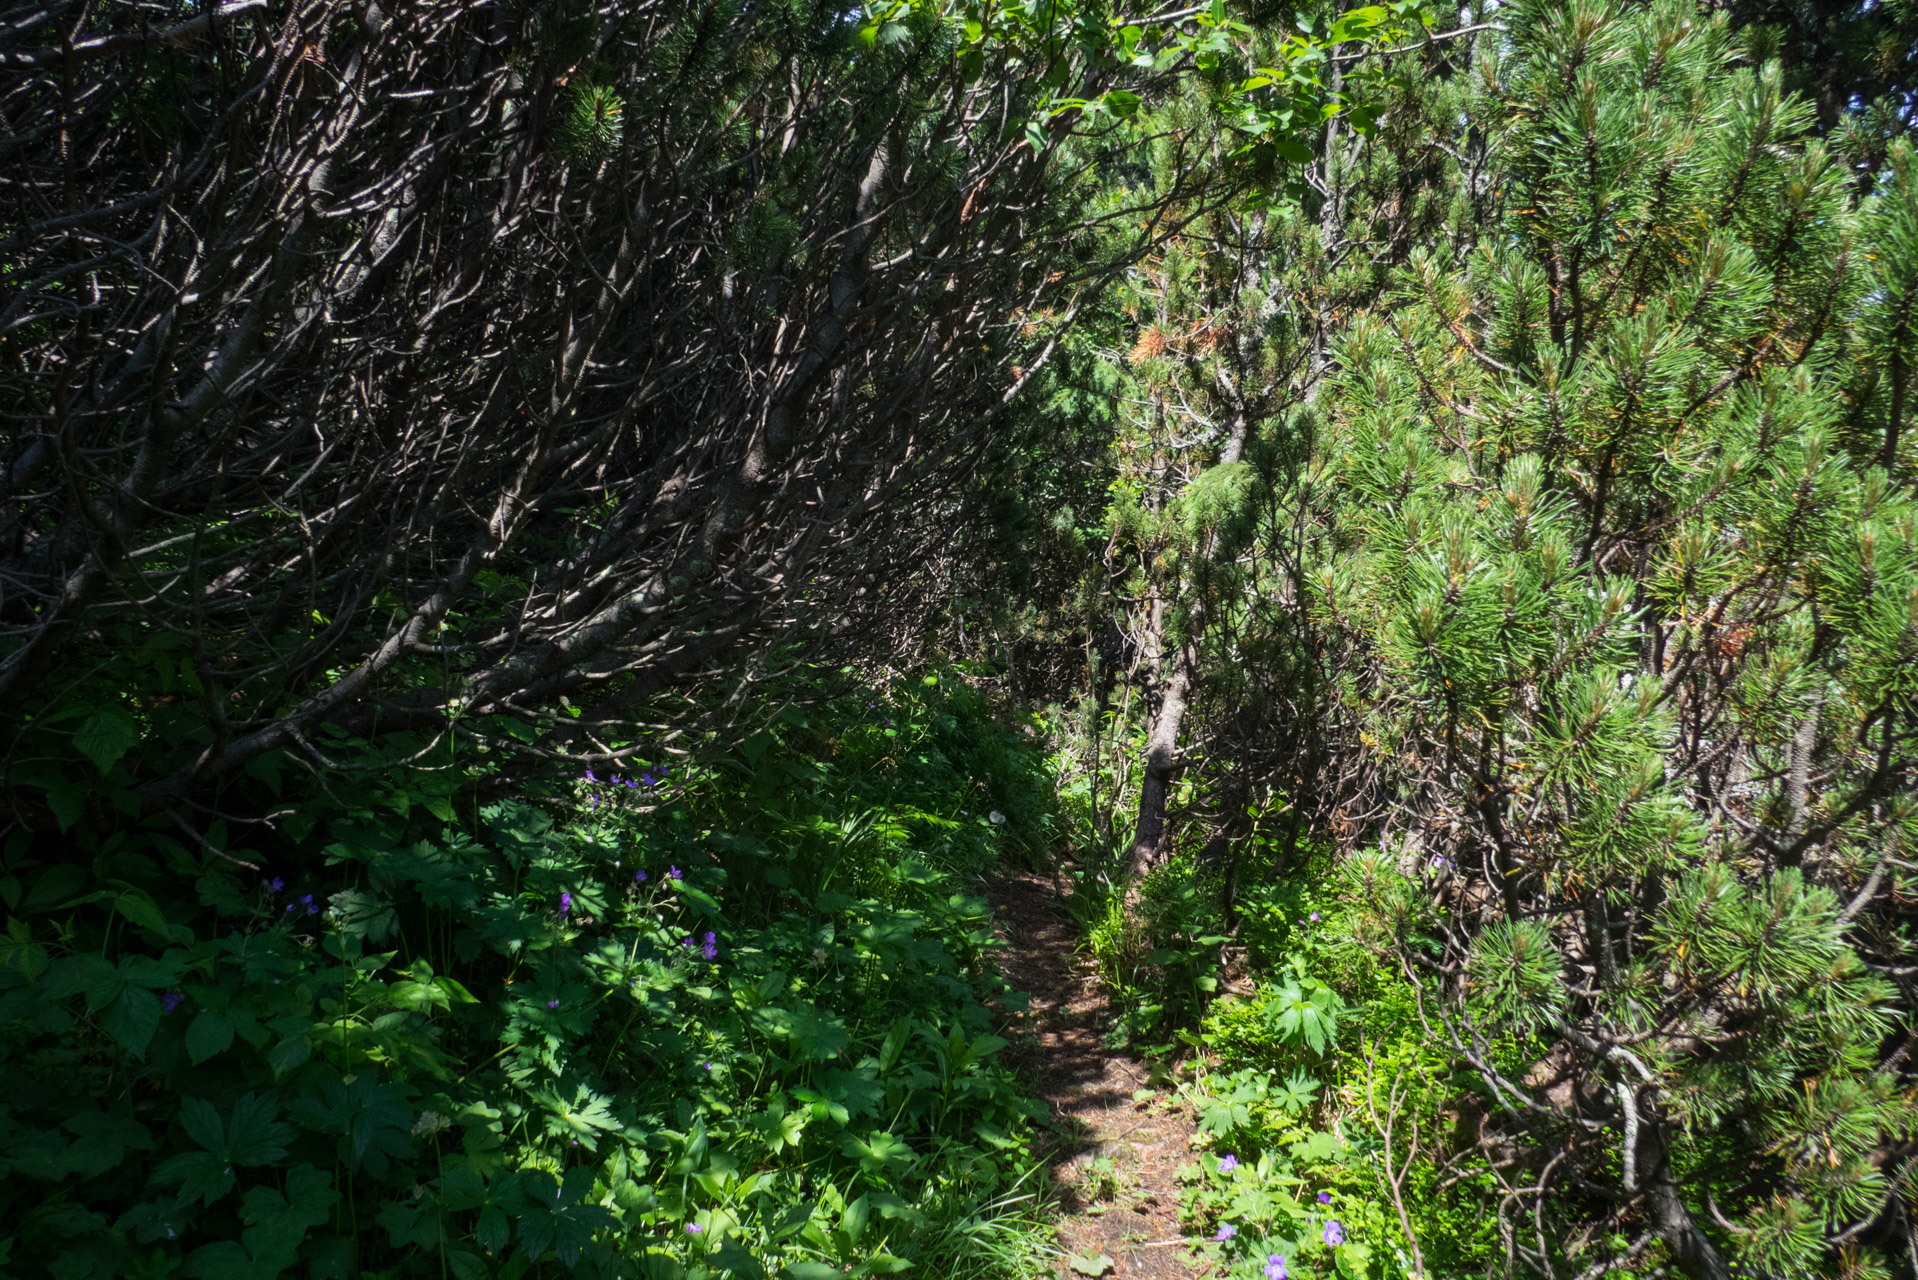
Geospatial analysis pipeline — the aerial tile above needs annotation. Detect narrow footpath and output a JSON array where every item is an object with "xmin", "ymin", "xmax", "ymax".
[{"xmin": 990, "ymin": 869, "xmax": 1208, "ymax": 1280}]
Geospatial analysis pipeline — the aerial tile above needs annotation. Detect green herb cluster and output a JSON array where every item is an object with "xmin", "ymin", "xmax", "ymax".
[{"xmin": 0, "ymin": 674, "xmax": 1057, "ymax": 1280}]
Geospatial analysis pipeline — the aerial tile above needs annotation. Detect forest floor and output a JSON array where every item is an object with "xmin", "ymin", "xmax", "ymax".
[{"xmin": 991, "ymin": 868, "xmax": 1211, "ymax": 1280}]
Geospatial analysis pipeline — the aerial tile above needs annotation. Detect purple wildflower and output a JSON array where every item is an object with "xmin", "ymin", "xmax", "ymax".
[
  {"xmin": 667, "ymin": 865, "xmax": 682, "ymax": 880},
  {"xmin": 1310, "ymin": 912, "xmax": 1321, "ymax": 922},
  {"xmin": 547, "ymin": 999, "xmax": 560, "ymax": 1009},
  {"xmin": 1322, "ymin": 1220, "xmax": 1345, "ymax": 1247},
  {"xmin": 1317, "ymin": 1191, "xmax": 1332, "ymax": 1205},
  {"xmin": 268, "ymin": 877, "xmax": 285, "ymax": 893},
  {"xmin": 1214, "ymin": 1224, "xmax": 1236, "ymax": 1242},
  {"xmin": 702, "ymin": 1062, "xmax": 713, "ymax": 1071},
  {"xmin": 559, "ymin": 892, "xmax": 573, "ymax": 916},
  {"xmin": 285, "ymin": 903, "xmax": 297, "ymax": 913},
  {"xmin": 700, "ymin": 931, "xmax": 718, "ymax": 960},
  {"xmin": 685, "ymin": 1224, "xmax": 703, "ymax": 1236},
  {"xmin": 1264, "ymin": 1256, "xmax": 1288, "ymax": 1280},
  {"xmin": 302, "ymin": 894, "xmax": 318, "ymax": 916},
  {"xmin": 160, "ymin": 993, "xmax": 184, "ymax": 1013},
  {"xmin": 635, "ymin": 869, "xmax": 648, "ymax": 883},
  {"xmin": 585, "ymin": 768, "xmax": 597, "ymax": 782},
  {"xmin": 1218, "ymin": 1154, "xmax": 1239, "ymax": 1173}
]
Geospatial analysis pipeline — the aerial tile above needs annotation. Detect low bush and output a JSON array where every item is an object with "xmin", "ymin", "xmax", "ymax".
[{"xmin": 0, "ymin": 672, "xmax": 1057, "ymax": 1280}]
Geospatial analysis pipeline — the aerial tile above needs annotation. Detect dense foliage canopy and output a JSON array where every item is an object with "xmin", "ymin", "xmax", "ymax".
[{"xmin": 3, "ymin": 0, "xmax": 1915, "ymax": 1278}]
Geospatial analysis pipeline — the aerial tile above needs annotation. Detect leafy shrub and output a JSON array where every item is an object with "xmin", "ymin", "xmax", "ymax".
[
  {"xmin": 1169, "ymin": 864, "xmax": 1521, "ymax": 1280},
  {"xmin": 1076, "ymin": 853, "xmax": 1228, "ymax": 1050},
  {"xmin": 0, "ymin": 675, "xmax": 1055, "ymax": 1280},
  {"xmin": 1176, "ymin": 1114, "xmax": 1381, "ymax": 1280},
  {"xmin": 1200, "ymin": 969, "xmax": 1345, "ymax": 1069}
]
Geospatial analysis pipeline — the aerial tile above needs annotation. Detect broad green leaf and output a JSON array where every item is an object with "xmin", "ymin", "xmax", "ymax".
[
  {"xmin": 821, "ymin": 1068, "xmax": 883, "ymax": 1118},
  {"xmin": 186, "ymin": 1011, "xmax": 235, "ymax": 1064},
  {"xmin": 153, "ymin": 1150, "xmax": 235, "ymax": 1207},
  {"xmin": 1335, "ymin": 1242, "xmax": 1375, "ymax": 1279},
  {"xmin": 840, "ymin": 1193, "xmax": 869, "ymax": 1245},
  {"xmin": 36, "ymin": 774, "xmax": 85, "ymax": 831},
  {"xmin": 477, "ymin": 1205, "xmax": 511, "ymax": 1254},
  {"xmin": 710, "ymin": 1241, "xmax": 765, "ymax": 1280},
  {"xmin": 267, "ymin": 1033, "xmax": 310, "ymax": 1075},
  {"xmin": 969, "ymin": 1033, "xmax": 1008, "ymax": 1060},
  {"xmin": 168, "ymin": 1092, "xmax": 293, "ymax": 1193},
  {"xmin": 1273, "ymin": 134, "xmax": 1313, "ymax": 164},
  {"xmin": 241, "ymin": 1164, "xmax": 337, "ymax": 1272},
  {"xmin": 877, "ymin": 1016, "xmax": 912, "ymax": 1072},
  {"xmin": 375, "ymin": 1200, "xmax": 438, "ymax": 1250},
  {"xmin": 102, "ymin": 987, "xmax": 161, "ymax": 1058},
  {"xmin": 180, "ymin": 1241, "xmax": 254, "ymax": 1280},
  {"xmin": 118, "ymin": 954, "xmax": 178, "ymax": 988},
  {"xmin": 290, "ymin": 1076, "xmax": 412, "ymax": 1171},
  {"xmin": 840, "ymin": 1131, "xmax": 916, "ymax": 1175},
  {"xmin": 74, "ymin": 707, "xmax": 139, "ymax": 774},
  {"xmin": 224, "ymin": 1092, "xmax": 296, "ymax": 1165},
  {"xmin": 114, "ymin": 891, "xmax": 171, "ymax": 935},
  {"xmin": 762, "ymin": 1004, "xmax": 849, "ymax": 1062},
  {"xmin": 512, "ymin": 1167, "xmax": 615, "ymax": 1267},
  {"xmin": 49, "ymin": 954, "xmax": 122, "ymax": 1009},
  {"xmin": 61, "ymin": 1111, "xmax": 154, "ymax": 1178}
]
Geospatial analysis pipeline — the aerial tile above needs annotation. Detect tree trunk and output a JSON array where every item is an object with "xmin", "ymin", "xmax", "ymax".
[
  {"xmin": 1780, "ymin": 683, "xmax": 1825, "ymax": 866},
  {"xmin": 1128, "ymin": 650, "xmax": 1191, "ymax": 880},
  {"xmin": 1123, "ymin": 407, "xmax": 1252, "ymax": 881},
  {"xmin": 1310, "ymin": 52, "xmax": 1345, "ymax": 397},
  {"xmin": 1644, "ymin": 1121, "xmax": 1734, "ymax": 1280}
]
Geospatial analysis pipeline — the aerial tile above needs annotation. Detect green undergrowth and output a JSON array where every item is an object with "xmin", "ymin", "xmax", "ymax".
[
  {"xmin": 1175, "ymin": 864, "xmax": 1513, "ymax": 1280},
  {"xmin": 0, "ymin": 670, "xmax": 1061, "ymax": 1280},
  {"xmin": 1052, "ymin": 827, "xmax": 1527, "ymax": 1280}
]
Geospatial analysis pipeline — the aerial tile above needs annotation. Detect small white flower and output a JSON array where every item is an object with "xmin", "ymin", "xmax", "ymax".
[
  {"xmin": 411, "ymin": 1110, "xmax": 453, "ymax": 1137},
  {"xmin": 988, "ymin": 810, "xmax": 1007, "ymax": 825}
]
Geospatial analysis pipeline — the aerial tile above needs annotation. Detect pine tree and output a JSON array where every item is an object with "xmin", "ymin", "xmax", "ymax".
[
  {"xmin": 1067, "ymin": 1, "xmax": 1434, "ymax": 884},
  {"xmin": 1254, "ymin": 1, "xmax": 1918, "ymax": 1274}
]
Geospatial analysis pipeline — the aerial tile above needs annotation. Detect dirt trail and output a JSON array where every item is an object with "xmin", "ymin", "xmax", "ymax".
[{"xmin": 990, "ymin": 869, "xmax": 1208, "ymax": 1280}]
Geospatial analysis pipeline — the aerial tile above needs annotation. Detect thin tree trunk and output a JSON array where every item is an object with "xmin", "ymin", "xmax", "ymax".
[
  {"xmin": 1309, "ymin": 53, "xmax": 1345, "ymax": 399},
  {"xmin": 1127, "ymin": 652, "xmax": 1191, "ymax": 879},
  {"xmin": 1125, "ymin": 409, "xmax": 1253, "ymax": 880},
  {"xmin": 1780, "ymin": 683, "xmax": 1824, "ymax": 866},
  {"xmin": 1645, "ymin": 1121, "xmax": 1734, "ymax": 1280}
]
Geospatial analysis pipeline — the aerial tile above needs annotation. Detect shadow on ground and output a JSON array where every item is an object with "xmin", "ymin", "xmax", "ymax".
[{"xmin": 990, "ymin": 869, "xmax": 1210, "ymax": 1280}]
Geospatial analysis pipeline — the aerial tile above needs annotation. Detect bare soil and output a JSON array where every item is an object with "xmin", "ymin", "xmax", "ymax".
[{"xmin": 989, "ymin": 868, "xmax": 1209, "ymax": 1280}]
